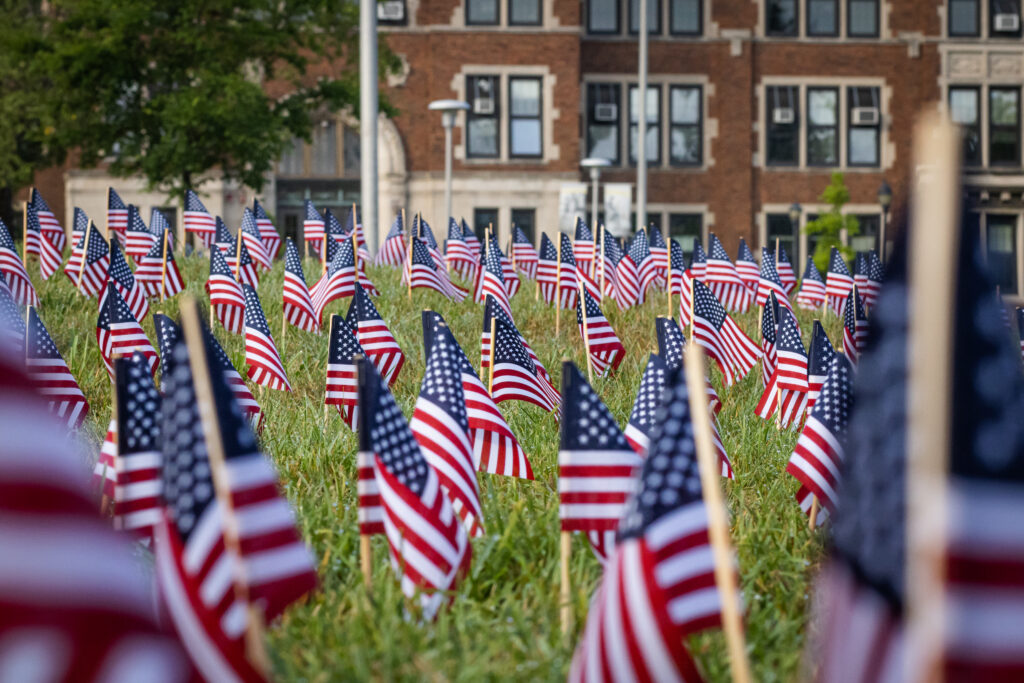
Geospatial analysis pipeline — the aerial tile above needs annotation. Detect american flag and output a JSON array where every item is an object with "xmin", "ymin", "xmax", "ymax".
[
  {"xmin": 445, "ymin": 217, "xmax": 477, "ymax": 280},
  {"xmin": 756, "ymin": 306, "xmax": 807, "ymax": 429},
  {"xmin": 624, "ymin": 352, "xmax": 670, "ymax": 454},
  {"xmin": 512, "ymin": 224, "xmax": 538, "ymax": 278},
  {"xmin": 473, "ymin": 233, "xmax": 513, "ymax": 318},
  {"xmin": 825, "ymin": 247, "xmax": 854, "ymax": 315},
  {"xmin": 375, "ymin": 213, "xmax": 406, "ymax": 267},
  {"xmin": 0, "ymin": 358, "xmax": 194, "ymax": 683},
  {"xmin": 242, "ymin": 284, "xmax": 290, "ymax": 391},
  {"xmin": 124, "ymin": 204, "xmax": 156, "ymax": 259},
  {"xmin": 213, "ymin": 216, "xmax": 234, "ymax": 254},
  {"xmin": 155, "ymin": 325, "xmax": 315, "ymax": 680},
  {"xmin": 411, "ymin": 324, "xmax": 485, "ymax": 538},
  {"xmin": 423, "ymin": 310, "xmax": 533, "ymax": 480},
  {"xmin": 691, "ymin": 279, "xmax": 760, "ymax": 386},
  {"xmin": 25, "ymin": 307, "xmax": 89, "ymax": 429},
  {"xmin": 705, "ymin": 233, "xmax": 753, "ymax": 313},
  {"xmin": 324, "ymin": 208, "xmax": 347, "ymax": 246},
  {"xmin": 853, "ymin": 252, "xmax": 869, "ymax": 300},
  {"xmin": 776, "ymin": 243, "xmax": 797, "ymax": 294},
  {"xmin": 615, "ymin": 229, "xmax": 658, "ymax": 308},
  {"xmin": 0, "ymin": 216, "xmax": 37, "ymax": 306},
  {"xmin": 282, "ymin": 238, "xmax": 319, "ymax": 333},
  {"xmin": 404, "ymin": 235, "xmax": 467, "ymax": 302},
  {"xmin": 735, "ymin": 237, "xmax": 760, "ymax": 291},
  {"xmin": 240, "ymin": 208, "xmax": 272, "ymax": 270},
  {"xmin": 226, "ymin": 232, "xmax": 260, "ymax": 289},
  {"xmin": 206, "ymin": 247, "xmax": 245, "ymax": 334},
  {"xmin": 325, "ymin": 314, "xmax": 363, "ymax": 430},
  {"xmin": 29, "ymin": 187, "xmax": 65, "ymax": 254},
  {"xmin": 489, "ymin": 309, "xmax": 559, "ymax": 412},
  {"xmin": 100, "ymin": 238, "xmax": 149, "ymax": 323},
  {"xmin": 302, "ymin": 199, "xmax": 326, "ymax": 256},
  {"xmin": 786, "ymin": 354, "xmax": 853, "ymax": 527},
  {"xmin": 63, "ymin": 207, "xmax": 92, "ymax": 282},
  {"xmin": 598, "ymin": 228, "xmax": 624, "ymax": 300},
  {"xmin": 863, "ymin": 249, "xmax": 884, "ymax": 308},
  {"xmin": 797, "ymin": 255, "xmax": 828, "ymax": 310},
  {"xmin": 183, "ymin": 189, "xmax": 216, "ymax": 247},
  {"xmin": 27, "ymin": 203, "xmax": 62, "ymax": 280},
  {"xmin": 576, "ymin": 284, "xmax": 625, "ymax": 376},
  {"xmin": 462, "ymin": 218, "xmax": 482, "ymax": 260},
  {"xmin": 669, "ymin": 239, "xmax": 693, "ymax": 326},
  {"xmin": 313, "ymin": 236, "xmax": 358, "ymax": 320},
  {"xmin": 648, "ymin": 227, "xmax": 669, "ymax": 288},
  {"xmin": 559, "ymin": 361, "xmax": 643, "ymax": 562},
  {"xmin": 573, "ymin": 217, "xmax": 595, "ymax": 274},
  {"xmin": 843, "ymin": 287, "xmax": 868, "ymax": 366},
  {"xmin": 756, "ymin": 247, "xmax": 793, "ymax": 312},
  {"xmin": 760, "ymin": 291, "xmax": 780, "ymax": 388},
  {"xmin": 253, "ymin": 198, "xmax": 282, "ymax": 259},
  {"xmin": 690, "ymin": 241, "xmax": 707, "ymax": 281},
  {"xmin": 569, "ymin": 364, "xmax": 723, "ymax": 683},
  {"xmin": 558, "ymin": 232, "xmax": 581, "ymax": 309},
  {"xmin": 0, "ymin": 274, "xmax": 25, "ymax": 356},
  {"xmin": 356, "ymin": 357, "xmax": 470, "ymax": 620},
  {"xmin": 346, "ymin": 281, "xmax": 405, "ymax": 386},
  {"xmin": 413, "ymin": 214, "xmax": 446, "ymax": 269},
  {"xmin": 807, "ymin": 319, "xmax": 836, "ymax": 410},
  {"xmin": 96, "ymin": 282, "xmax": 159, "ymax": 380},
  {"xmin": 494, "ymin": 236, "xmax": 522, "ymax": 299},
  {"xmin": 134, "ymin": 230, "xmax": 184, "ymax": 300},
  {"xmin": 150, "ymin": 207, "xmax": 174, "ymax": 243},
  {"xmin": 481, "ymin": 295, "xmax": 560, "ymax": 409},
  {"xmin": 93, "ymin": 415, "xmax": 118, "ymax": 500},
  {"xmin": 106, "ymin": 186, "xmax": 129, "ymax": 243},
  {"xmin": 536, "ymin": 232, "xmax": 559, "ymax": 305}
]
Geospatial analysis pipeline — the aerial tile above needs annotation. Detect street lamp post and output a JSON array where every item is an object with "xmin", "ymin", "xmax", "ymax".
[
  {"xmin": 877, "ymin": 180, "xmax": 893, "ymax": 261},
  {"xmin": 360, "ymin": 0, "xmax": 378, "ymax": 254},
  {"xmin": 581, "ymin": 158, "xmax": 611, "ymax": 230},
  {"xmin": 429, "ymin": 100, "xmax": 470, "ymax": 231},
  {"xmin": 788, "ymin": 202, "xmax": 801, "ymax": 260}
]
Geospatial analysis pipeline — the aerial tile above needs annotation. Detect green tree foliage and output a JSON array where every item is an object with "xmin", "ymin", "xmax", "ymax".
[
  {"xmin": 31, "ymin": 0, "xmax": 399, "ymax": 196},
  {"xmin": 803, "ymin": 172, "xmax": 859, "ymax": 271}
]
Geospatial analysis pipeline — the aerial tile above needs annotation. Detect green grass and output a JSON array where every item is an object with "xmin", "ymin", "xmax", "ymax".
[{"xmin": 31, "ymin": 254, "xmax": 837, "ymax": 681}]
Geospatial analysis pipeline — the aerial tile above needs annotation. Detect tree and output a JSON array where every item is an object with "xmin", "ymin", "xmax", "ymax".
[
  {"xmin": 37, "ymin": 0, "xmax": 399, "ymax": 198},
  {"xmin": 803, "ymin": 172, "xmax": 859, "ymax": 272}
]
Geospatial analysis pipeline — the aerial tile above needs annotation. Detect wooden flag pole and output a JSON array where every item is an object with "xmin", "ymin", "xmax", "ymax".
[
  {"xmin": 578, "ymin": 280, "xmax": 594, "ymax": 383},
  {"xmin": 808, "ymin": 496, "xmax": 820, "ymax": 529},
  {"xmin": 555, "ymin": 236, "xmax": 562, "ymax": 336},
  {"xmin": 599, "ymin": 225, "xmax": 607, "ymax": 298},
  {"xmin": 590, "ymin": 229, "xmax": 599, "ymax": 280},
  {"xmin": 180, "ymin": 297, "xmax": 270, "ymax": 676},
  {"xmin": 685, "ymin": 343, "xmax": 752, "ymax": 683},
  {"xmin": 159, "ymin": 228, "xmax": 170, "ymax": 301},
  {"xmin": 487, "ymin": 316, "xmax": 497, "ymax": 395},
  {"xmin": 235, "ymin": 226, "xmax": 244, "ymax": 282},
  {"xmin": 775, "ymin": 237, "xmax": 780, "ymax": 265},
  {"xmin": 560, "ymin": 528, "xmax": 572, "ymax": 635},
  {"xmin": 906, "ymin": 112, "xmax": 960, "ymax": 683},
  {"xmin": 689, "ymin": 277, "xmax": 696, "ymax": 343},
  {"xmin": 77, "ymin": 221, "xmax": 91, "ymax": 289},
  {"xmin": 353, "ymin": 232, "xmax": 360, "ymax": 286},
  {"xmin": 406, "ymin": 227, "xmax": 414, "ymax": 301},
  {"xmin": 667, "ymin": 252, "xmax": 674, "ymax": 320},
  {"xmin": 105, "ymin": 187, "xmax": 111, "ymax": 238},
  {"xmin": 22, "ymin": 201, "xmax": 28, "ymax": 264},
  {"xmin": 321, "ymin": 231, "xmax": 328, "ymax": 277}
]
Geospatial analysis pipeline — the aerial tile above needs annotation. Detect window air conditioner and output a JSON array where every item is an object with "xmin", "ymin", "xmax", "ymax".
[
  {"xmin": 995, "ymin": 13, "xmax": 1020, "ymax": 31},
  {"xmin": 851, "ymin": 107, "xmax": 880, "ymax": 126},
  {"xmin": 594, "ymin": 103, "xmax": 618, "ymax": 121},
  {"xmin": 473, "ymin": 96, "xmax": 495, "ymax": 115},
  {"xmin": 772, "ymin": 108, "xmax": 795, "ymax": 125},
  {"xmin": 377, "ymin": 1, "xmax": 405, "ymax": 21}
]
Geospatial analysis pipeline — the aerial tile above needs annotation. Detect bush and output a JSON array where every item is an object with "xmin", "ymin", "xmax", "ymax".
[{"xmin": 803, "ymin": 172, "xmax": 859, "ymax": 272}]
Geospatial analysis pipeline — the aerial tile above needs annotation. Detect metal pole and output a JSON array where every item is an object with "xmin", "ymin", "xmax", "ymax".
[
  {"xmin": 880, "ymin": 209, "xmax": 887, "ymax": 262},
  {"xmin": 360, "ymin": 0, "xmax": 379, "ymax": 255},
  {"xmin": 636, "ymin": 0, "xmax": 648, "ymax": 234},
  {"xmin": 443, "ymin": 112, "xmax": 455, "ymax": 227},
  {"xmin": 590, "ymin": 168, "xmax": 600, "ymax": 229}
]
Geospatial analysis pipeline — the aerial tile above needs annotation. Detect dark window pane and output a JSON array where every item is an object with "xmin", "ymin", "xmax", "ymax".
[
  {"xmin": 990, "ymin": 88, "xmax": 1021, "ymax": 166},
  {"xmin": 767, "ymin": 86, "xmax": 799, "ymax": 165},
  {"xmin": 629, "ymin": 85, "xmax": 661, "ymax": 164},
  {"xmin": 467, "ymin": 76, "xmax": 500, "ymax": 158},
  {"xmin": 588, "ymin": 0, "xmax": 619, "ymax": 32},
  {"xmin": 629, "ymin": 0, "xmax": 660, "ymax": 33},
  {"xmin": 950, "ymin": 87, "xmax": 981, "ymax": 166},
  {"xmin": 669, "ymin": 213, "xmax": 702, "ymax": 255},
  {"xmin": 987, "ymin": 215, "xmax": 1018, "ymax": 294},
  {"xmin": 670, "ymin": 86, "xmax": 702, "ymax": 165},
  {"xmin": 767, "ymin": 213, "xmax": 798, "ymax": 260},
  {"xmin": 950, "ymin": 0, "xmax": 980, "ymax": 35},
  {"xmin": 511, "ymin": 208, "xmax": 536, "ymax": 243},
  {"xmin": 474, "ymin": 208, "xmax": 499, "ymax": 240},
  {"xmin": 670, "ymin": 0, "xmax": 701, "ymax": 33},
  {"xmin": 808, "ymin": 0, "xmax": 837, "ymax": 35},
  {"xmin": 807, "ymin": 88, "xmax": 838, "ymax": 166},
  {"xmin": 467, "ymin": 0, "xmax": 498, "ymax": 24},
  {"xmin": 587, "ymin": 83, "xmax": 620, "ymax": 164},
  {"xmin": 767, "ymin": 0, "xmax": 797, "ymax": 35},
  {"xmin": 851, "ymin": 214, "xmax": 880, "ymax": 253},
  {"xmin": 848, "ymin": 86, "xmax": 880, "ymax": 167},
  {"xmin": 849, "ymin": 0, "xmax": 878, "ymax": 36},
  {"xmin": 991, "ymin": 0, "xmax": 1022, "ymax": 37},
  {"xmin": 632, "ymin": 213, "xmax": 663, "ymax": 232},
  {"xmin": 343, "ymin": 126, "xmax": 360, "ymax": 174},
  {"xmin": 510, "ymin": 0, "xmax": 541, "ymax": 24}
]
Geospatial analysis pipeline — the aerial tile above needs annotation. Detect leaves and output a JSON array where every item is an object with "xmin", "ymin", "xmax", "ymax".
[{"xmin": 803, "ymin": 172, "xmax": 860, "ymax": 272}]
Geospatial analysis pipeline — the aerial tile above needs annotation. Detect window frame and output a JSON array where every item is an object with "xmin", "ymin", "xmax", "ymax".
[
  {"xmin": 508, "ymin": 76, "xmax": 544, "ymax": 159},
  {"xmin": 990, "ymin": 0, "xmax": 1023, "ymax": 39},
  {"xmin": 508, "ymin": 0, "xmax": 543, "ymax": 26},
  {"xmin": 949, "ymin": 0, "xmax": 981, "ymax": 36},
  {"xmin": 989, "ymin": 86, "xmax": 1021, "ymax": 167},
  {"xmin": 669, "ymin": 84, "xmax": 703, "ymax": 167},
  {"xmin": 949, "ymin": 85, "xmax": 982, "ymax": 167},
  {"xmin": 984, "ymin": 212, "xmax": 1020, "ymax": 295},
  {"xmin": 806, "ymin": 86, "xmax": 840, "ymax": 167},
  {"xmin": 586, "ymin": 82, "xmax": 622, "ymax": 165},
  {"xmin": 766, "ymin": 85, "xmax": 800, "ymax": 167},
  {"xmin": 847, "ymin": 0, "xmax": 880, "ymax": 37},
  {"xmin": 846, "ymin": 86, "xmax": 881, "ymax": 168},
  {"xmin": 628, "ymin": 84, "xmax": 663, "ymax": 166},
  {"xmin": 466, "ymin": 0, "xmax": 500, "ymax": 25},
  {"xmin": 807, "ymin": 0, "xmax": 839, "ymax": 37},
  {"xmin": 628, "ymin": 0, "xmax": 662, "ymax": 34},
  {"xmin": 669, "ymin": 0, "xmax": 703, "ymax": 35},
  {"xmin": 766, "ymin": 0, "xmax": 799, "ymax": 37},
  {"xmin": 466, "ymin": 75, "xmax": 501, "ymax": 160},
  {"xmin": 587, "ymin": 0, "xmax": 621, "ymax": 34}
]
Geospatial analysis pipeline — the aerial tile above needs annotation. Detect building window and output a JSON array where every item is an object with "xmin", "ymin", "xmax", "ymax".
[
  {"xmin": 986, "ymin": 214, "xmax": 1018, "ymax": 294},
  {"xmin": 767, "ymin": 214, "xmax": 798, "ymax": 263},
  {"xmin": 991, "ymin": 0, "xmax": 1022, "ymax": 38},
  {"xmin": 467, "ymin": 0, "xmax": 499, "ymax": 25},
  {"xmin": 587, "ymin": 84, "xmax": 621, "ymax": 164},
  {"xmin": 510, "ymin": 0, "xmax": 541, "ymax": 24},
  {"xmin": 847, "ymin": 86, "xmax": 880, "ymax": 167},
  {"xmin": 670, "ymin": 0, "xmax": 702, "ymax": 34},
  {"xmin": 377, "ymin": 0, "xmax": 407, "ymax": 25},
  {"xmin": 588, "ymin": 0, "xmax": 620, "ymax": 32},
  {"xmin": 808, "ymin": 0, "xmax": 838, "ymax": 36},
  {"xmin": 669, "ymin": 213, "xmax": 702, "ymax": 256},
  {"xmin": 467, "ymin": 76, "xmax": 500, "ymax": 158},
  {"xmin": 312, "ymin": 122, "xmax": 339, "ymax": 176},
  {"xmin": 474, "ymin": 208, "xmax": 499, "ymax": 240},
  {"xmin": 629, "ymin": 85, "xmax": 661, "ymax": 165},
  {"xmin": 629, "ymin": 0, "xmax": 661, "ymax": 33},
  {"xmin": 343, "ymin": 127, "xmax": 361, "ymax": 175},
  {"xmin": 767, "ymin": 0, "xmax": 798, "ymax": 36},
  {"xmin": 950, "ymin": 0, "xmax": 980, "ymax": 36},
  {"xmin": 807, "ymin": 87, "xmax": 839, "ymax": 166},
  {"xmin": 632, "ymin": 213, "xmax": 663, "ymax": 232},
  {"xmin": 670, "ymin": 86, "xmax": 702, "ymax": 166},
  {"xmin": 848, "ymin": 0, "xmax": 879, "ymax": 36},
  {"xmin": 512, "ymin": 208, "xmax": 536, "ymax": 243},
  {"xmin": 990, "ymin": 87, "xmax": 1020, "ymax": 166},
  {"xmin": 851, "ymin": 214, "xmax": 880, "ymax": 253},
  {"xmin": 950, "ymin": 87, "xmax": 982, "ymax": 166},
  {"xmin": 767, "ymin": 86, "xmax": 799, "ymax": 166},
  {"xmin": 278, "ymin": 138, "xmax": 305, "ymax": 176},
  {"xmin": 509, "ymin": 77, "xmax": 543, "ymax": 158}
]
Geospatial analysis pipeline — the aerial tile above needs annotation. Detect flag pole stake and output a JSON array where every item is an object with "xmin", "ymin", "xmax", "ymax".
[
  {"xmin": 160, "ymin": 228, "xmax": 170, "ymax": 301},
  {"xmin": 77, "ymin": 221, "xmax": 92, "ymax": 290},
  {"xmin": 808, "ymin": 495, "xmax": 819, "ymax": 529},
  {"xmin": 236, "ymin": 224, "xmax": 244, "ymax": 283},
  {"xmin": 578, "ymin": 281, "xmax": 594, "ymax": 383},
  {"xmin": 560, "ymin": 530, "xmax": 571, "ymax": 635},
  {"xmin": 555, "ymin": 236, "xmax": 562, "ymax": 336},
  {"xmin": 22, "ymin": 201, "xmax": 28, "ymax": 264},
  {"xmin": 599, "ymin": 225, "xmax": 607, "ymax": 299},
  {"xmin": 684, "ymin": 343, "xmax": 752, "ymax": 683},
  {"xmin": 487, "ymin": 316, "xmax": 497, "ymax": 395}
]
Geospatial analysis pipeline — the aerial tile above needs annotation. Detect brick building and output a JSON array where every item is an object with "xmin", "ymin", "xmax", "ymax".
[{"xmin": 32, "ymin": 0, "xmax": 1024, "ymax": 297}]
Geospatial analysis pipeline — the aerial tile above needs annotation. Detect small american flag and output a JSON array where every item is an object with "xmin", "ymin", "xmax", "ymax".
[
  {"xmin": 559, "ymin": 361, "xmax": 643, "ymax": 562},
  {"xmin": 573, "ymin": 217, "xmax": 595, "ymax": 273},
  {"xmin": 63, "ymin": 208, "xmax": 91, "ymax": 282},
  {"xmin": 536, "ymin": 232, "xmax": 558, "ymax": 305},
  {"xmin": 760, "ymin": 291, "xmax": 780, "ymax": 388},
  {"xmin": 404, "ymin": 235, "xmax": 467, "ymax": 302},
  {"xmin": 576, "ymin": 284, "xmax": 625, "ymax": 376},
  {"xmin": 413, "ymin": 214, "xmax": 446, "ymax": 269},
  {"xmin": 691, "ymin": 279, "xmax": 761, "ymax": 386},
  {"xmin": 240, "ymin": 207, "xmax": 272, "ymax": 270},
  {"xmin": 474, "ymin": 233, "xmax": 513, "ymax": 318},
  {"xmin": 670, "ymin": 240, "xmax": 694, "ymax": 326},
  {"xmin": 616, "ymin": 229, "xmax": 658, "ymax": 308},
  {"xmin": 445, "ymin": 217, "xmax": 477, "ymax": 280},
  {"xmin": 149, "ymin": 207, "xmax": 174, "ymax": 243},
  {"xmin": 325, "ymin": 313, "xmax": 363, "ymax": 430},
  {"xmin": 282, "ymin": 238, "xmax": 319, "ymax": 333},
  {"xmin": 624, "ymin": 352, "xmax": 670, "ymax": 454},
  {"xmin": 253, "ymin": 198, "xmax": 282, "ymax": 259},
  {"xmin": 313, "ymin": 236, "xmax": 358, "ymax": 320},
  {"xmin": 0, "ymin": 275, "xmax": 25, "ymax": 356},
  {"xmin": 690, "ymin": 241, "xmax": 707, "ymax": 281},
  {"xmin": 226, "ymin": 232, "xmax": 260, "ymax": 288},
  {"xmin": 27, "ymin": 203, "xmax": 62, "ymax": 280},
  {"xmin": 756, "ymin": 247, "xmax": 793, "ymax": 312},
  {"xmin": 825, "ymin": 247, "xmax": 854, "ymax": 315},
  {"xmin": 512, "ymin": 224, "xmax": 538, "ymax": 278},
  {"xmin": 26, "ymin": 307, "xmax": 89, "ymax": 429},
  {"xmin": 786, "ymin": 354, "xmax": 853, "ymax": 526},
  {"xmin": 375, "ymin": 213, "xmax": 406, "ymax": 267},
  {"xmin": 843, "ymin": 287, "xmax": 868, "ymax": 366},
  {"xmin": 302, "ymin": 199, "xmax": 326, "ymax": 256},
  {"xmin": 0, "ymin": 216, "xmax": 38, "ymax": 306},
  {"xmin": 134, "ymin": 230, "xmax": 184, "ymax": 300},
  {"xmin": 106, "ymin": 187, "xmax": 129, "ymax": 242},
  {"xmin": 96, "ymin": 281, "xmax": 159, "ymax": 380},
  {"xmin": 206, "ymin": 247, "xmax": 245, "ymax": 334},
  {"xmin": 423, "ymin": 311, "xmax": 533, "ymax": 480},
  {"xmin": 347, "ymin": 281, "xmax": 404, "ymax": 386},
  {"xmin": 853, "ymin": 252, "xmax": 869, "ymax": 301},
  {"xmin": 213, "ymin": 216, "xmax": 234, "ymax": 254},
  {"xmin": 242, "ymin": 284, "xmax": 290, "ymax": 391},
  {"xmin": 777, "ymin": 243, "xmax": 797, "ymax": 294},
  {"xmin": 489, "ymin": 309, "xmax": 559, "ymax": 412},
  {"xmin": 648, "ymin": 227, "xmax": 669, "ymax": 288},
  {"xmin": 30, "ymin": 187, "xmax": 65, "ymax": 254},
  {"xmin": 863, "ymin": 249, "xmax": 885, "ymax": 309},
  {"xmin": 796, "ymin": 255, "xmax": 827, "ymax": 310},
  {"xmin": 481, "ymin": 295, "xmax": 561, "ymax": 409},
  {"xmin": 357, "ymin": 358, "xmax": 471, "ymax": 620},
  {"xmin": 493, "ymin": 236, "xmax": 521, "ymax": 298},
  {"xmin": 558, "ymin": 232, "xmax": 581, "ymax": 310},
  {"xmin": 598, "ymin": 229, "xmax": 624, "ymax": 300},
  {"xmin": 462, "ymin": 218, "xmax": 482, "ymax": 259},
  {"xmin": 806, "ymin": 319, "xmax": 836, "ymax": 410},
  {"xmin": 100, "ymin": 238, "xmax": 149, "ymax": 323},
  {"xmin": 705, "ymin": 233, "xmax": 753, "ymax": 313},
  {"xmin": 124, "ymin": 204, "xmax": 156, "ymax": 259},
  {"xmin": 183, "ymin": 189, "xmax": 216, "ymax": 247},
  {"xmin": 756, "ymin": 306, "xmax": 808, "ymax": 429},
  {"xmin": 735, "ymin": 237, "xmax": 760, "ymax": 291}
]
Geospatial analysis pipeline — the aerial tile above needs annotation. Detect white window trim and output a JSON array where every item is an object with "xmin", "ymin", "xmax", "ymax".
[
  {"xmin": 449, "ymin": 0, "xmax": 560, "ymax": 29},
  {"xmin": 584, "ymin": 0, "xmax": 718, "ymax": 38},
  {"xmin": 977, "ymin": 210, "xmax": 1024, "ymax": 297},
  {"xmin": 757, "ymin": 0, "xmax": 890, "ymax": 39},
  {"xmin": 581, "ymin": 75, "xmax": 716, "ymax": 171},
  {"xmin": 759, "ymin": 203, "xmax": 882, "ymax": 265},
  {"xmin": 756, "ymin": 77, "xmax": 892, "ymax": 171}
]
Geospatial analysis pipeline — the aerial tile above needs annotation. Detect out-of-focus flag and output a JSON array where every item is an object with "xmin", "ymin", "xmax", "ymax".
[
  {"xmin": 735, "ymin": 237, "xmax": 760, "ymax": 291},
  {"xmin": 27, "ymin": 203, "xmax": 62, "ymax": 280},
  {"xmin": 302, "ymin": 199, "xmax": 326, "ymax": 257},
  {"xmin": 403, "ymin": 235, "xmax": 467, "ymax": 302},
  {"xmin": 100, "ymin": 238, "xmax": 149, "ymax": 323},
  {"xmin": 512, "ymin": 224, "xmax": 538, "ymax": 278},
  {"xmin": 843, "ymin": 286, "xmax": 868, "ymax": 366},
  {"xmin": 462, "ymin": 218, "xmax": 482, "ymax": 259},
  {"xmin": 226, "ymin": 232, "xmax": 260, "ymax": 289},
  {"xmin": 755, "ymin": 306, "xmax": 807, "ymax": 429},
  {"xmin": 213, "ymin": 216, "xmax": 233, "ymax": 254},
  {"xmin": 375, "ymin": 213, "xmax": 406, "ymax": 267},
  {"xmin": 253, "ymin": 198, "xmax": 281, "ymax": 259},
  {"xmin": 446, "ymin": 217, "xmax": 477, "ymax": 280},
  {"xmin": 705, "ymin": 233, "xmax": 752, "ymax": 313},
  {"xmin": 690, "ymin": 241, "xmax": 707, "ymax": 281},
  {"xmin": 25, "ymin": 307, "xmax": 89, "ymax": 429},
  {"xmin": 240, "ymin": 208, "xmax": 272, "ymax": 270},
  {"xmin": 576, "ymin": 284, "xmax": 625, "ymax": 376},
  {"xmin": 206, "ymin": 247, "xmax": 246, "ymax": 334},
  {"xmin": 777, "ymin": 243, "xmax": 796, "ymax": 294},
  {"xmin": 863, "ymin": 249, "xmax": 884, "ymax": 308},
  {"xmin": 473, "ymin": 233, "xmax": 513, "ymax": 318},
  {"xmin": 558, "ymin": 232, "xmax": 581, "ymax": 310},
  {"xmin": 656, "ymin": 315, "xmax": 722, "ymax": 419},
  {"xmin": 760, "ymin": 291, "xmax": 780, "ymax": 388},
  {"xmin": 106, "ymin": 186, "xmax": 129, "ymax": 243},
  {"xmin": 573, "ymin": 217, "xmax": 595, "ymax": 274},
  {"xmin": 0, "ymin": 274, "xmax": 26, "ymax": 356},
  {"xmin": 825, "ymin": 246, "xmax": 854, "ymax": 316},
  {"xmin": 29, "ymin": 187, "xmax": 65, "ymax": 254},
  {"xmin": 124, "ymin": 204, "xmax": 156, "ymax": 259},
  {"xmin": 616, "ymin": 229, "xmax": 658, "ymax": 308},
  {"xmin": 756, "ymin": 247, "xmax": 793, "ymax": 311},
  {"xmin": 796, "ymin": 255, "xmax": 827, "ymax": 310},
  {"xmin": 347, "ymin": 281, "xmax": 404, "ymax": 386},
  {"xmin": 183, "ymin": 189, "xmax": 216, "ymax": 247},
  {"xmin": 536, "ymin": 232, "xmax": 558, "ymax": 305},
  {"xmin": 96, "ymin": 282, "xmax": 158, "ymax": 380},
  {"xmin": 135, "ymin": 229, "xmax": 184, "ymax": 300},
  {"xmin": 0, "ymin": 216, "xmax": 38, "ymax": 306},
  {"xmin": 806, "ymin": 319, "xmax": 836, "ymax": 410},
  {"xmin": 648, "ymin": 227, "xmax": 669, "ymax": 288},
  {"xmin": 282, "ymin": 238, "xmax": 319, "ymax": 333}
]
